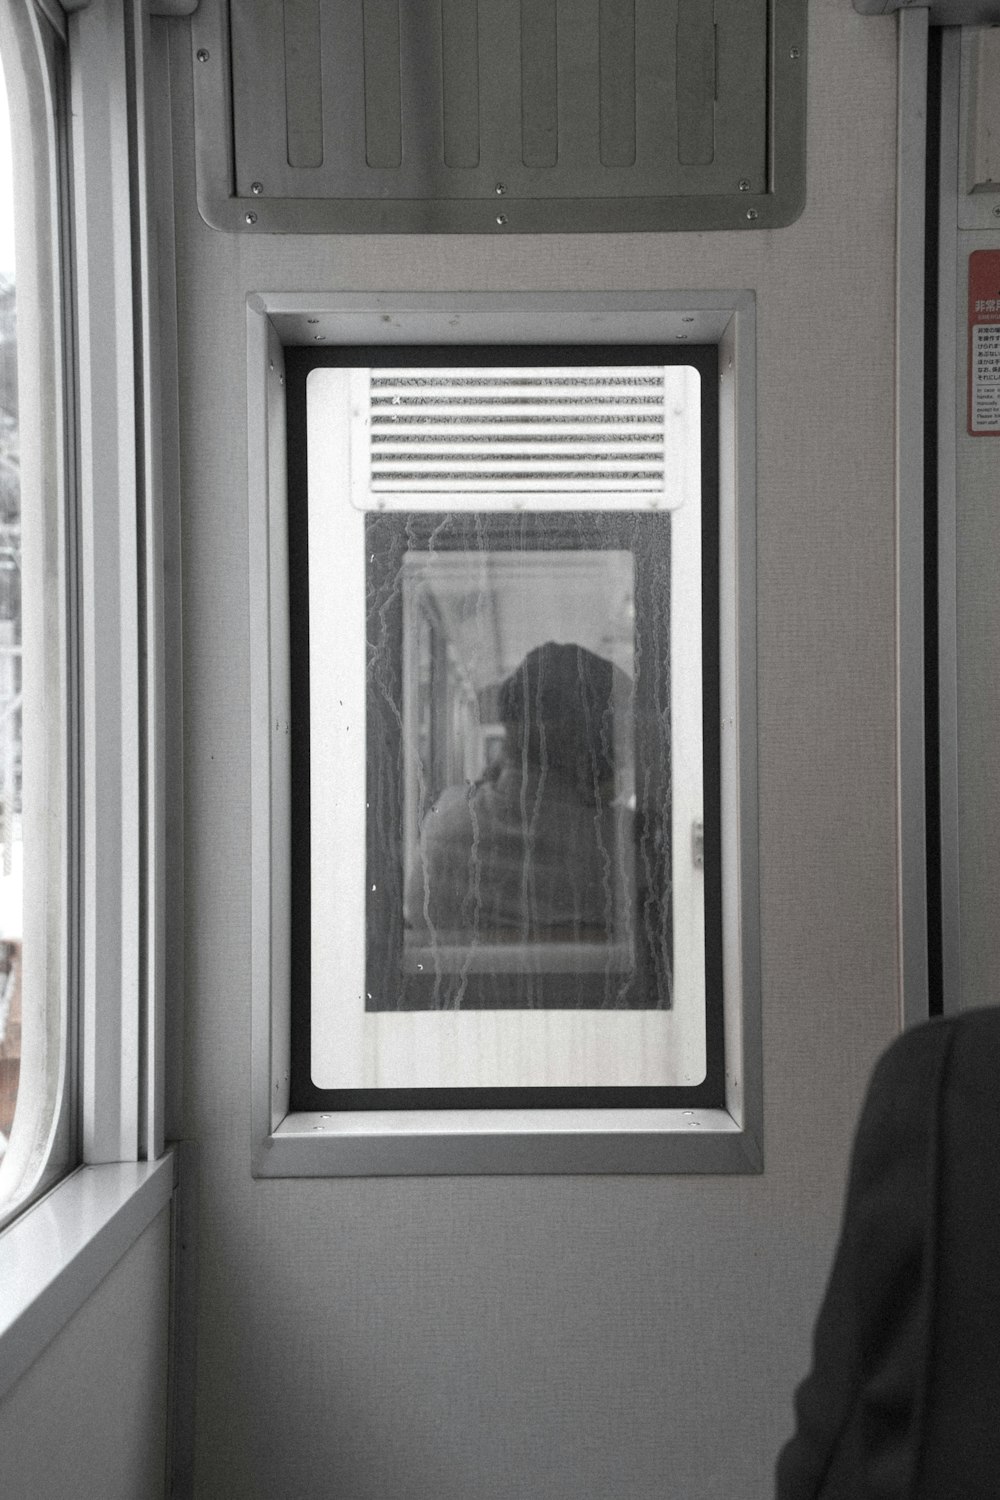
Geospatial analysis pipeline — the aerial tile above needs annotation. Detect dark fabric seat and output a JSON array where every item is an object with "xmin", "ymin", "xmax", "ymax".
[{"xmin": 776, "ymin": 1008, "xmax": 1000, "ymax": 1499}]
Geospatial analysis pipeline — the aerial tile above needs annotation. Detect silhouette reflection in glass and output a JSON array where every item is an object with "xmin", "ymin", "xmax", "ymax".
[{"xmin": 405, "ymin": 641, "xmax": 634, "ymax": 949}]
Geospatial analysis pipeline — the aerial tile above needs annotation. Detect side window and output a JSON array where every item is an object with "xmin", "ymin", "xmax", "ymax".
[
  {"xmin": 0, "ymin": 33, "xmax": 18, "ymax": 1167},
  {"xmin": 287, "ymin": 349, "xmax": 722, "ymax": 1109},
  {"xmin": 0, "ymin": 4, "xmax": 73, "ymax": 1223}
]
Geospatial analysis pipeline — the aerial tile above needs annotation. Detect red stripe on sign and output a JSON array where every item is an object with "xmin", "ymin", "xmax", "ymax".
[{"xmin": 968, "ymin": 250, "xmax": 1000, "ymax": 436}]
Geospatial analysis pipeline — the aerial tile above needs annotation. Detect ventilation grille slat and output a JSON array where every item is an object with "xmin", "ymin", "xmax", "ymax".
[{"xmin": 356, "ymin": 367, "xmax": 677, "ymax": 505}]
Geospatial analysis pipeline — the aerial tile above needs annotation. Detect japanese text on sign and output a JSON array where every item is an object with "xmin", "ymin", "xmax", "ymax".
[{"xmin": 968, "ymin": 251, "xmax": 1000, "ymax": 436}]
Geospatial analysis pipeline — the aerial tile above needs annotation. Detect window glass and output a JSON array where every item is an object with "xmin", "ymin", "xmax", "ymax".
[
  {"xmin": 0, "ymin": 45, "xmax": 21, "ymax": 1167},
  {"xmin": 372, "ymin": 520, "xmax": 666, "ymax": 1013},
  {"xmin": 0, "ymin": 5, "xmax": 72, "ymax": 1223},
  {"xmin": 291, "ymin": 351, "xmax": 720, "ymax": 1106}
]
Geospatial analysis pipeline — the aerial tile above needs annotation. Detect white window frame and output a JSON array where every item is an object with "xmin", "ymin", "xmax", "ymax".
[{"xmin": 249, "ymin": 291, "xmax": 762, "ymax": 1175}]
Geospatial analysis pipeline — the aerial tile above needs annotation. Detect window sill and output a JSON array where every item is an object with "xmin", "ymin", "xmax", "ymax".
[
  {"xmin": 0, "ymin": 1154, "xmax": 175, "ymax": 1405},
  {"xmin": 254, "ymin": 1109, "xmax": 762, "ymax": 1176}
]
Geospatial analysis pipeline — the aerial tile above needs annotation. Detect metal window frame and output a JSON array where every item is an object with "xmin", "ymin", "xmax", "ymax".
[
  {"xmin": 0, "ymin": 0, "xmax": 177, "ymax": 1428},
  {"xmin": 70, "ymin": 0, "xmax": 168, "ymax": 1167},
  {"xmin": 248, "ymin": 291, "xmax": 762, "ymax": 1175},
  {"xmin": 0, "ymin": 0, "xmax": 172, "ymax": 1223}
]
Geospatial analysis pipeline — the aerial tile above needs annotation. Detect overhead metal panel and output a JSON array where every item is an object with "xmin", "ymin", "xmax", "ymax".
[{"xmin": 193, "ymin": 0, "xmax": 806, "ymax": 232}]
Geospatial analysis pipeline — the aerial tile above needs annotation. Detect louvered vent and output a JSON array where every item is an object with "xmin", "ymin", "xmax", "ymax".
[{"xmin": 349, "ymin": 367, "xmax": 687, "ymax": 511}]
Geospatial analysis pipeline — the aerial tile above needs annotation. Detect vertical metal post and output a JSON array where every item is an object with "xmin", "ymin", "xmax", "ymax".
[
  {"xmin": 935, "ymin": 28, "xmax": 962, "ymax": 1013},
  {"xmin": 129, "ymin": 0, "xmax": 167, "ymax": 1162},
  {"xmin": 72, "ymin": 0, "xmax": 142, "ymax": 1161},
  {"xmin": 896, "ymin": 7, "xmax": 931, "ymax": 1027}
]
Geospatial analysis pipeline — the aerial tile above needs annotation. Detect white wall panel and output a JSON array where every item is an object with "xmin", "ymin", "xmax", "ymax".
[
  {"xmin": 169, "ymin": 3, "xmax": 901, "ymax": 1494},
  {"xmin": 0, "ymin": 1208, "xmax": 170, "ymax": 1500}
]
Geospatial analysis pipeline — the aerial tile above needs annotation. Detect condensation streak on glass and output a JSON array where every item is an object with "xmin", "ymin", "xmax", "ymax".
[
  {"xmin": 365, "ymin": 511, "xmax": 673, "ymax": 1012},
  {"xmin": 0, "ymin": 52, "xmax": 21, "ymax": 1161}
]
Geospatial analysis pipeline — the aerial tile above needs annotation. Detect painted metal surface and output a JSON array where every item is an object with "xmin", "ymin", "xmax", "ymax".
[
  {"xmin": 0, "ymin": 1154, "xmax": 174, "ymax": 1404},
  {"xmin": 247, "ymin": 291, "xmax": 761, "ymax": 1174},
  {"xmin": 191, "ymin": 0, "xmax": 806, "ymax": 235}
]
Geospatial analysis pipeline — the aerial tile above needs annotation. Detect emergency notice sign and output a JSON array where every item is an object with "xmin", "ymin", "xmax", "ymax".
[{"xmin": 969, "ymin": 250, "xmax": 1000, "ymax": 435}]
